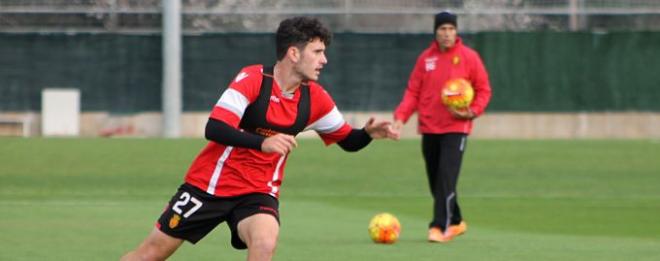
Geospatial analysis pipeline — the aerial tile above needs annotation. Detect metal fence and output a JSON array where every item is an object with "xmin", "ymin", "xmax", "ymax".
[{"xmin": 1, "ymin": 0, "xmax": 660, "ymax": 33}]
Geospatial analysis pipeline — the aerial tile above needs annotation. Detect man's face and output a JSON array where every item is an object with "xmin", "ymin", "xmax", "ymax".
[
  {"xmin": 435, "ymin": 24, "xmax": 457, "ymax": 50},
  {"xmin": 293, "ymin": 38, "xmax": 327, "ymax": 81}
]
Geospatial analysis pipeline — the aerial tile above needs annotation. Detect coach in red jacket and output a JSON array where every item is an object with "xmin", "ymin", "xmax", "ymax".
[{"xmin": 393, "ymin": 11, "xmax": 492, "ymax": 243}]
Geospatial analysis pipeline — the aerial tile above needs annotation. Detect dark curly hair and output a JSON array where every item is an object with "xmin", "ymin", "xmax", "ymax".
[{"xmin": 275, "ymin": 16, "xmax": 332, "ymax": 60}]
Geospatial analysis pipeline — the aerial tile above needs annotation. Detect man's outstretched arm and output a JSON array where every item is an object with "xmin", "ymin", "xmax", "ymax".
[
  {"xmin": 337, "ymin": 128, "xmax": 372, "ymax": 152},
  {"xmin": 337, "ymin": 117, "xmax": 399, "ymax": 152}
]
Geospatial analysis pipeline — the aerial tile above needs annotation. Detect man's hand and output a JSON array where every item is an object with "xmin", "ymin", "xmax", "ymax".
[
  {"xmin": 448, "ymin": 107, "xmax": 476, "ymax": 120},
  {"xmin": 261, "ymin": 133, "xmax": 297, "ymax": 155},
  {"xmin": 390, "ymin": 119, "xmax": 404, "ymax": 140},
  {"xmin": 392, "ymin": 119, "xmax": 404, "ymax": 133},
  {"xmin": 364, "ymin": 117, "xmax": 400, "ymax": 140}
]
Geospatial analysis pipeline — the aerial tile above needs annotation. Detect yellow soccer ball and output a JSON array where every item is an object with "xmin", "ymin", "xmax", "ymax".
[
  {"xmin": 368, "ymin": 213, "xmax": 401, "ymax": 244},
  {"xmin": 441, "ymin": 78, "xmax": 474, "ymax": 109}
]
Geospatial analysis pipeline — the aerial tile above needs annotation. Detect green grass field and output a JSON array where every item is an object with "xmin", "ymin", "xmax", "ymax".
[{"xmin": 1, "ymin": 138, "xmax": 659, "ymax": 260}]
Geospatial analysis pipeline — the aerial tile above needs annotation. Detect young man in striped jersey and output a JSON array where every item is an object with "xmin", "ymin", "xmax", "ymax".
[{"xmin": 121, "ymin": 16, "xmax": 398, "ymax": 261}]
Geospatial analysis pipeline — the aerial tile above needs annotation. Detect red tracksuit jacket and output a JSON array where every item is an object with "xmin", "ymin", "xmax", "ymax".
[{"xmin": 394, "ymin": 37, "xmax": 492, "ymax": 134}]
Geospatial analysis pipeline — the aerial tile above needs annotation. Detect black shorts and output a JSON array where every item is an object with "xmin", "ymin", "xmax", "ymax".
[{"xmin": 156, "ymin": 183, "xmax": 280, "ymax": 249}]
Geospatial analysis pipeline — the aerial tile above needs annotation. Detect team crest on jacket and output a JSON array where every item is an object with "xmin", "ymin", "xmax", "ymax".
[
  {"xmin": 452, "ymin": 56, "xmax": 460, "ymax": 65},
  {"xmin": 169, "ymin": 214, "xmax": 181, "ymax": 229},
  {"xmin": 425, "ymin": 57, "xmax": 438, "ymax": 71}
]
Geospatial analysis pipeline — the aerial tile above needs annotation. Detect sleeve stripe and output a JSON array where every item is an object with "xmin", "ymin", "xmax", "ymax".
[
  {"xmin": 216, "ymin": 88, "xmax": 249, "ymax": 118},
  {"xmin": 308, "ymin": 106, "xmax": 346, "ymax": 134}
]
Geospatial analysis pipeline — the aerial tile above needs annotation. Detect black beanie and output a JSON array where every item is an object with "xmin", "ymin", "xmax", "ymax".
[{"xmin": 434, "ymin": 11, "xmax": 457, "ymax": 31}]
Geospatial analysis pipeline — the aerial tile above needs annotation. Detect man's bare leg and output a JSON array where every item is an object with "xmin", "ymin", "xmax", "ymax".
[
  {"xmin": 120, "ymin": 228, "xmax": 184, "ymax": 261},
  {"xmin": 237, "ymin": 214, "xmax": 280, "ymax": 261}
]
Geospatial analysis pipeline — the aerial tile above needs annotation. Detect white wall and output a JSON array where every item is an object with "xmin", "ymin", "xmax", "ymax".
[{"xmin": 2, "ymin": 112, "xmax": 659, "ymax": 139}]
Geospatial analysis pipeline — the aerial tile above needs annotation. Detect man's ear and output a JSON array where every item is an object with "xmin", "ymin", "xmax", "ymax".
[{"xmin": 287, "ymin": 46, "xmax": 301, "ymax": 63}]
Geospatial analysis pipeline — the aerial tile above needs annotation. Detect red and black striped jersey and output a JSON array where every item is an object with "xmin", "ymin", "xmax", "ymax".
[{"xmin": 184, "ymin": 64, "xmax": 352, "ymax": 198}]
